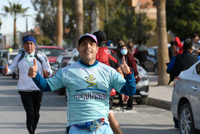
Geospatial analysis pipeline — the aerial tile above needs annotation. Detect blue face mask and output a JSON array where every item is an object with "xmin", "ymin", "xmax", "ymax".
[{"xmin": 120, "ymin": 48, "xmax": 128, "ymax": 55}]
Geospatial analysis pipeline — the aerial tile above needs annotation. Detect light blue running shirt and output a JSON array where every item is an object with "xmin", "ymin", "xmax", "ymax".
[{"xmin": 47, "ymin": 61, "xmax": 126, "ymax": 126}]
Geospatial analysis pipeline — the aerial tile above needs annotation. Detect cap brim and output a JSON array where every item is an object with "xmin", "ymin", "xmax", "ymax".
[{"xmin": 78, "ymin": 34, "xmax": 98, "ymax": 46}]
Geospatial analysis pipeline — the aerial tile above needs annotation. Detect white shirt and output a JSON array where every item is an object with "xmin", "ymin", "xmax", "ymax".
[{"xmin": 6, "ymin": 50, "xmax": 52, "ymax": 91}]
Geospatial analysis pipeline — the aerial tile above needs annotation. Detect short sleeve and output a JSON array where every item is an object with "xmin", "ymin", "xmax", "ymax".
[
  {"xmin": 46, "ymin": 69, "xmax": 64, "ymax": 91},
  {"xmin": 111, "ymin": 71, "xmax": 126, "ymax": 92}
]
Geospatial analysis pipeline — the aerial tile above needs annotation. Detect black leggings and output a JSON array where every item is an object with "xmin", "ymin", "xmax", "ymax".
[
  {"xmin": 19, "ymin": 91, "xmax": 43, "ymax": 134},
  {"xmin": 119, "ymin": 93, "xmax": 133, "ymax": 109}
]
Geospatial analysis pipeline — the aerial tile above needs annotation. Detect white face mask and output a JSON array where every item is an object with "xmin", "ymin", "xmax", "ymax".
[{"xmin": 120, "ymin": 48, "xmax": 128, "ymax": 55}]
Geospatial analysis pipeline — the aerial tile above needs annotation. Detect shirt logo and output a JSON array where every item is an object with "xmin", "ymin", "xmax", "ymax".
[
  {"xmin": 85, "ymin": 75, "xmax": 97, "ymax": 87},
  {"xmin": 104, "ymin": 49, "xmax": 111, "ymax": 55}
]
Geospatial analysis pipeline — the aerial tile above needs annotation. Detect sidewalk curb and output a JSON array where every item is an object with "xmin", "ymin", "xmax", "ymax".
[{"xmin": 147, "ymin": 97, "xmax": 171, "ymax": 111}]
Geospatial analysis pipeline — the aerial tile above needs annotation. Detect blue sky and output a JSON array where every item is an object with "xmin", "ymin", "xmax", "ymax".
[{"xmin": 0, "ymin": 0, "xmax": 37, "ymax": 34}]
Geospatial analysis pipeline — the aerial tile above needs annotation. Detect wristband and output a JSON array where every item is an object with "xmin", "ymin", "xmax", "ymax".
[{"xmin": 125, "ymin": 71, "xmax": 132, "ymax": 76}]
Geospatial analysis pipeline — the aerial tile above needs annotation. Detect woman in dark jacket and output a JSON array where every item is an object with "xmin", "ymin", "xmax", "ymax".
[{"xmin": 117, "ymin": 44, "xmax": 140, "ymax": 110}]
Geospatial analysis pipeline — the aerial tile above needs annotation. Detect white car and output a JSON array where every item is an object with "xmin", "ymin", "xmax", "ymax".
[
  {"xmin": 171, "ymin": 60, "xmax": 200, "ymax": 134},
  {"xmin": 2, "ymin": 51, "xmax": 19, "ymax": 78},
  {"xmin": 67, "ymin": 48, "xmax": 149, "ymax": 105}
]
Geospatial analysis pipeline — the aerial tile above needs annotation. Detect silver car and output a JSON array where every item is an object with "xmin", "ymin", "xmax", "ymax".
[
  {"xmin": 2, "ymin": 51, "xmax": 18, "ymax": 77},
  {"xmin": 171, "ymin": 61, "xmax": 200, "ymax": 134}
]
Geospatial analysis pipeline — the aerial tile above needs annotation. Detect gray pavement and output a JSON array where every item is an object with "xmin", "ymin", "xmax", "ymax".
[
  {"xmin": 147, "ymin": 73, "xmax": 173, "ymax": 110},
  {"xmin": 0, "ymin": 73, "xmax": 178, "ymax": 134}
]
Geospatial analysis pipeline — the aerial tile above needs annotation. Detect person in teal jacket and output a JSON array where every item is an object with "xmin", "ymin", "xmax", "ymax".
[{"xmin": 28, "ymin": 33, "xmax": 136, "ymax": 134}]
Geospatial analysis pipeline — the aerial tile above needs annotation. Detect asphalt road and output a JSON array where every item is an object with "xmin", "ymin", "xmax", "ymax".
[{"xmin": 0, "ymin": 73, "xmax": 179, "ymax": 134}]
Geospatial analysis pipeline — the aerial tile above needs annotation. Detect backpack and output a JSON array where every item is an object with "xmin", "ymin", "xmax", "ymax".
[
  {"xmin": 96, "ymin": 47, "xmax": 117, "ymax": 66},
  {"xmin": 17, "ymin": 50, "xmax": 50, "ymax": 79},
  {"xmin": 18, "ymin": 50, "xmax": 42, "ymax": 65}
]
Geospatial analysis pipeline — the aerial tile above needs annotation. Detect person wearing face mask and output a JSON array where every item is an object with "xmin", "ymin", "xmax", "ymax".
[
  {"xmin": 117, "ymin": 44, "xmax": 140, "ymax": 110},
  {"xmin": 127, "ymin": 42, "xmax": 137, "ymax": 56},
  {"xmin": 116, "ymin": 39, "xmax": 125, "ymax": 58}
]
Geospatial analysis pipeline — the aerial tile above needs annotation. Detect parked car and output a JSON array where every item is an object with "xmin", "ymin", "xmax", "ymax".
[
  {"xmin": 146, "ymin": 46, "xmax": 158, "ymax": 75},
  {"xmin": 0, "ymin": 50, "xmax": 9, "ymax": 73},
  {"xmin": 146, "ymin": 44, "xmax": 171, "ymax": 75},
  {"xmin": 171, "ymin": 60, "xmax": 200, "ymax": 134},
  {"xmin": 51, "ymin": 53, "xmax": 72, "ymax": 95},
  {"xmin": 67, "ymin": 48, "xmax": 149, "ymax": 105},
  {"xmin": 1, "ymin": 51, "xmax": 19, "ymax": 77},
  {"xmin": 65, "ymin": 48, "xmax": 75, "ymax": 55},
  {"xmin": 36, "ymin": 46, "xmax": 66, "ymax": 65}
]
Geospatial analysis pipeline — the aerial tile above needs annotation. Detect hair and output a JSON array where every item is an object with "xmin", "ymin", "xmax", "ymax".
[
  {"xmin": 127, "ymin": 41, "xmax": 133, "ymax": 46},
  {"xmin": 117, "ymin": 38, "xmax": 123, "ymax": 43},
  {"xmin": 22, "ymin": 34, "xmax": 35, "ymax": 41},
  {"xmin": 127, "ymin": 41, "xmax": 133, "ymax": 50},
  {"xmin": 191, "ymin": 33, "xmax": 198, "ymax": 40},
  {"xmin": 170, "ymin": 41, "xmax": 175, "ymax": 46},
  {"xmin": 183, "ymin": 40, "xmax": 193, "ymax": 50},
  {"xmin": 138, "ymin": 39, "xmax": 144, "ymax": 45},
  {"xmin": 93, "ymin": 31, "xmax": 106, "ymax": 46}
]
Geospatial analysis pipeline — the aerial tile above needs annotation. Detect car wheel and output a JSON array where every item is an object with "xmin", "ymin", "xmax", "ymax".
[
  {"xmin": 136, "ymin": 96, "xmax": 148, "ymax": 105},
  {"xmin": 179, "ymin": 103, "xmax": 198, "ymax": 134}
]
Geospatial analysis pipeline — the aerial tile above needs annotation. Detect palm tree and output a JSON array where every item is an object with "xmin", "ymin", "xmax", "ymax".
[
  {"xmin": 3, "ymin": 2, "xmax": 29, "ymax": 47},
  {"xmin": 156, "ymin": 0, "xmax": 169, "ymax": 85},
  {"xmin": 90, "ymin": 0, "xmax": 100, "ymax": 34},
  {"xmin": 56, "ymin": 0, "xmax": 63, "ymax": 47},
  {"xmin": 75, "ymin": 0, "xmax": 83, "ymax": 47}
]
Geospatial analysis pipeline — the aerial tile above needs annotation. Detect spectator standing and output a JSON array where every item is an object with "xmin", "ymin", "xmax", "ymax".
[
  {"xmin": 116, "ymin": 39, "xmax": 125, "ymax": 57},
  {"xmin": 167, "ymin": 40, "xmax": 200, "ymax": 130},
  {"xmin": 168, "ymin": 41, "xmax": 176, "ymax": 61},
  {"xmin": 94, "ymin": 30, "xmax": 124, "ymax": 134},
  {"xmin": 117, "ymin": 44, "xmax": 140, "ymax": 110},
  {"xmin": 174, "ymin": 36, "xmax": 183, "ymax": 55},
  {"xmin": 134, "ymin": 39, "xmax": 148, "ymax": 70},
  {"xmin": 28, "ymin": 33, "xmax": 136, "ymax": 134},
  {"xmin": 127, "ymin": 41, "xmax": 137, "ymax": 56},
  {"xmin": 190, "ymin": 33, "xmax": 200, "ymax": 55},
  {"xmin": 3, "ymin": 35, "xmax": 52, "ymax": 134}
]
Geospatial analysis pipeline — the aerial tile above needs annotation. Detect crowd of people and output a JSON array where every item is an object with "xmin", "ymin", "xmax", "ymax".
[{"xmin": 3, "ymin": 31, "xmax": 200, "ymax": 134}]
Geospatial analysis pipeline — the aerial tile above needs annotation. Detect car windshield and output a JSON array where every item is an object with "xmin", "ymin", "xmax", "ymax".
[
  {"xmin": 37, "ymin": 48, "xmax": 65, "ymax": 56},
  {"xmin": 154, "ymin": 48, "xmax": 158, "ymax": 56},
  {"xmin": 10, "ymin": 55, "xmax": 17, "ymax": 60},
  {"xmin": 62, "ymin": 57, "xmax": 71, "ymax": 67},
  {"xmin": 1, "ymin": 52, "xmax": 8, "ymax": 58}
]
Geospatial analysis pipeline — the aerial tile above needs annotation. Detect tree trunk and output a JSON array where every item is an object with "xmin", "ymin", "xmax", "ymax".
[
  {"xmin": 56, "ymin": 0, "xmax": 63, "ymax": 47},
  {"xmin": 90, "ymin": 1, "xmax": 100, "ymax": 34},
  {"xmin": 13, "ymin": 18, "xmax": 17, "ymax": 45},
  {"xmin": 156, "ymin": 0, "xmax": 169, "ymax": 85},
  {"xmin": 75, "ymin": 0, "xmax": 83, "ymax": 47}
]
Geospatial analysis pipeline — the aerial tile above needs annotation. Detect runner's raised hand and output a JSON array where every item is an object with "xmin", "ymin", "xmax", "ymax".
[
  {"xmin": 28, "ymin": 59, "xmax": 38, "ymax": 78},
  {"xmin": 120, "ymin": 56, "xmax": 130, "ymax": 74},
  {"xmin": 43, "ymin": 68, "xmax": 50, "ymax": 78},
  {"xmin": 3, "ymin": 64, "xmax": 8, "ymax": 74}
]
